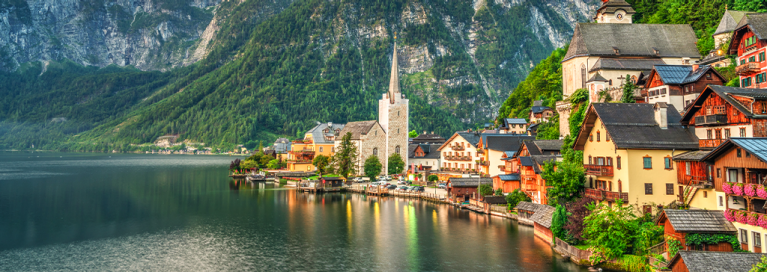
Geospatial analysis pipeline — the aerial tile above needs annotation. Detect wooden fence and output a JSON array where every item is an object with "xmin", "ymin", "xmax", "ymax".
[{"xmin": 554, "ymin": 238, "xmax": 591, "ymax": 265}]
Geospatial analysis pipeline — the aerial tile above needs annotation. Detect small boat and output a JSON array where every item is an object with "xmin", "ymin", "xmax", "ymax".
[{"xmin": 247, "ymin": 174, "xmax": 267, "ymax": 182}]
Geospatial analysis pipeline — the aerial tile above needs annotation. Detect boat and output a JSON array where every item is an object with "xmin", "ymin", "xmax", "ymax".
[{"xmin": 247, "ymin": 174, "xmax": 267, "ymax": 182}]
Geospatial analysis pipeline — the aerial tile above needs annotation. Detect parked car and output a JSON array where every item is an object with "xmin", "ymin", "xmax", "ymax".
[
  {"xmin": 397, "ymin": 186, "xmax": 408, "ymax": 191},
  {"xmin": 437, "ymin": 183, "xmax": 447, "ymax": 189},
  {"xmin": 386, "ymin": 185, "xmax": 397, "ymax": 190},
  {"xmin": 412, "ymin": 186, "xmax": 425, "ymax": 192},
  {"xmin": 397, "ymin": 180, "xmax": 407, "ymax": 185}
]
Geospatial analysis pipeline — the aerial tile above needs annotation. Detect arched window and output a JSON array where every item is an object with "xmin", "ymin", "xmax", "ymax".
[
  {"xmin": 588, "ymin": 155, "xmax": 593, "ymax": 165},
  {"xmin": 581, "ymin": 64, "xmax": 587, "ymax": 89},
  {"xmin": 319, "ymin": 147, "xmax": 323, "ymax": 152},
  {"xmin": 373, "ymin": 148, "xmax": 378, "ymax": 156},
  {"xmin": 395, "ymin": 146, "xmax": 400, "ymax": 154}
]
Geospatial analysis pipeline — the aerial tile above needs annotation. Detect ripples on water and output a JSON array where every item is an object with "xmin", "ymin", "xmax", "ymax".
[{"xmin": 0, "ymin": 153, "xmax": 586, "ymax": 271}]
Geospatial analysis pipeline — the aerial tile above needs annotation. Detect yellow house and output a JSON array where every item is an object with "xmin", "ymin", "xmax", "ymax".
[
  {"xmin": 287, "ymin": 122, "xmax": 345, "ymax": 172},
  {"xmin": 573, "ymin": 103, "xmax": 699, "ymax": 213},
  {"xmin": 437, "ymin": 131, "xmax": 482, "ymax": 176},
  {"xmin": 476, "ymin": 134, "xmax": 534, "ymax": 177}
]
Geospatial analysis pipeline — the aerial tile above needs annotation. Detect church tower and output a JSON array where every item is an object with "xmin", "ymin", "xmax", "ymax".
[
  {"xmin": 379, "ymin": 40, "xmax": 409, "ymax": 174},
  {"xmin": 594, "ymin": 0, "xmax": 635, "ymax": 24}
]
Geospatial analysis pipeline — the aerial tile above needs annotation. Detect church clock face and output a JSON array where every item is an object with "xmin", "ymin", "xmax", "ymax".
[{"xmin": 616, "ymin": 13, "xmax": 623, "ymax": 20}]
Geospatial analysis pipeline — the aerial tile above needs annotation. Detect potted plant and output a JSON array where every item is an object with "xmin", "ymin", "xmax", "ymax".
[
  {"xmin": 749, "ymin": 212, "xmax": 759, "ymax": 226},
  {"xmin": 724, "ymin": 209, "xmax": 735, "ymax": 222},
  {"xmin": 723, "ymin": 182, "xmax": 733, "ymax": 194},
  {"xmin": 733, "ymin": 183, "xmax": 745, "ymax": 196},
  {"xmin": 758, "ymin": 184, "xmax": 767, "ymax": 198},
  {"xmin": 759, "ymin": 214, "xmax": 767, "ymax": 228},
  {"xmin": 746, "ymin": 184, "xmax": 758, "ymax": 197},
  {"xmin": 736, "ymin": 210, "xmax": 748, "ymax": 224}
]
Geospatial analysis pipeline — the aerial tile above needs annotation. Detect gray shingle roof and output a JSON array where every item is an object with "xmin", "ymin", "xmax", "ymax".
[
  {"xmin": 589, "ymin": 58, "xmax": 667, "ymax": 72},
  {"xmin": 673, "ymin": 150, "xmax": 711, "ymax": 161},
  {"xmin": 504, "ymin": 118, "xmax": 527, "ymax": 125},
  {"xmin": 531, "ymin": 106, "xmax": 552, "ymax": 114},
  {"xmin": 533, "ymin": 140, "xmax": 564, "ymax": 152},
  {"xmin": 575, "ymin": 103, "xmax": 699, "ymax": 150},
  {"xmin": 483, "ymin": 196, "xmax": 507, "ymax": 205},
  {"xmin": 587, "ymin": 72, "xmax": 608, "ymax": 83},
  {"xmin": 661, "ymin": 209, "xmax": 736, "ymax": 233},
  {"xmin": 504, "ymin": 151, "xmax": 516, "ymax": 158},
  {"xmin": 515, "ymin": 201, "xmax": 545, "ymax": 212},
  {"xmin": 530, "ymin": 205, "xmax": 556, "ymax": 228},
  {"xmin": 307, "ymin": 123, "xmax": 346, "ymax": 144},
  {"xmin": 338, "ymin": 121, "xmax": 379, "ymax": 140},
  {"xmin": 564, "ymin": 23, "xmax": 700, "ymax": 62},
  {"xmin": 531, "ymin": 155, "xmax": 560, "ymax": 170},
  {"xmin": 485, "ymin": 135, "xmax": 536, "ymax": 152},
  {"xmin": 736, "ymin": 13, "xmax": 767, "ymax": 40},
  {"xmin": 519, "ymin": 156, "xmax": 534, "ymax": 166},
  {"xmin": 715, "ymin": 10, "xmax": 756, "ymax": 35},
  {"xmin": 671, "ymin": 251, "xmax": 767, "ymax": 272},
  {"xmin": 412, "ymin": 133, "xmax": 446, "ymax": 144},
  {"xmin": 409, "ymin": 144, "xmax": 441, "ymax": 159},
  {"xmin": 448, "ymin": 178, "xmax": 493, "ymax": 187},
  {"xmin": 498, "ymin": 174, "xmax": 520, "ymax": 181},
  {"xmin": 456, "ymin": 131, "xmax": 482, "ymax": 147}
]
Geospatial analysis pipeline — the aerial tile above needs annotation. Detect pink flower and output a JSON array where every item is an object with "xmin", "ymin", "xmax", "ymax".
[
  {"xmin": 736, "ymin": 211, "xmax": 748, "ymax": 224},
  {"xmin": 723, "ymin": 182, "xmax": 733, "ymax": 194},
  {"xmin": 725, "ymin": 210, "xmax": 736, "ymax": 222},
  {"xmin": 749, "ymin": 213, "xmax": 759, "ymax": 226},
  {"xmin": 758, "ymin": 215, "xmax": 767, "ymax": 228},
  {"xmin": 734, "ymin": 184, "xmax": 744, "ymax": 196},
  {"xmin": 746, "ymin": 184, "xmax": 757, "ymax": 197},
  {"xmin": 758, "ymin": 185, "xmax": 767, "ymax": 198}
]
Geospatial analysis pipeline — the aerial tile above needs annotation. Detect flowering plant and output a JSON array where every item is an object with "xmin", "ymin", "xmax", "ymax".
[
  {"xmin": 724, "ymin": 209, "xmax": 735, "ymax": 222},
  {"xmin": 758, "ymin": 185, "xmax": 767, "ymax": 198},
  {"xmin": 746, "ymin": 184, "xmax": 757, "ymax": 197},
  {"xmin": 733, "ymin": 183, "xmax": 744, "ymax": 196},
  {"xmin": 723, "ymin": 182, "xmax": 733, "ymax": 194},
  {"xmin": 736, "ymin": 211, "xmax": 748, "ymax": 224},
  {"xmin": 749, "ymin": 212, "xmax": 759, "ymax": 226},
  {"xmin": 759, "ymin": 214, "xmax": 767, "ymax": 229}
]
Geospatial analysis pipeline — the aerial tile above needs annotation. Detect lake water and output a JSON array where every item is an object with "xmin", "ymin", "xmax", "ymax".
[{"xmin": 0, "ymin": 153, "xmax": 587, "ymax": 271}]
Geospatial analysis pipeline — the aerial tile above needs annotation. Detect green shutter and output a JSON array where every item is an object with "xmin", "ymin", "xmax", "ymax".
[{"xmin": 643, "ymin": 157, "xmax": 652, "ymax": 169}]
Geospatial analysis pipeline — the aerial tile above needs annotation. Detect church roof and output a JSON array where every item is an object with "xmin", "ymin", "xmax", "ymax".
[
  {"xmin": 387, "ymin": 42, "xmax": 401, "ymax": 103},
  {"xmin": 589, "ymin": 58, "xmax": 666, "ymax": 73},
  {"xmin": 714, "ymin": 10, "xmax": 756, "ymax": 35},
  {"xmin": 564, "ymin": 23, "xmax": 700, "ymax": 62},
  {"xmin": 337, "ymin": 121, "xmax": 380, "ymax": 140}
]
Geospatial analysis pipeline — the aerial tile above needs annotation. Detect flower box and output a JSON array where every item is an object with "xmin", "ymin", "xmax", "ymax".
[
  {"xmin": 759, "ymin": 214, "xmax": 767, "ymax": 229},
  {"xmin": 736, "ymin": 211, "xmax": 748, "ymax": 224},
  {"xmin": 748, "ymin": 212, "xmax": 759, "ymax": 226},
  {"xmin": 725, "ymin": 209, "xmax": 735, "ymax": 222},
  {"xmin": 723, "ymin": 182, "xmax": 733, "ymax": 194},
  {"xmin": 746, "ymin": 184, "xmax": 757, "ymax": 197},
  {"xmin": 758, "ymin": 185, "xmax": 767, "ymax": 198},
  {"xmin": 733, "ymin": 183, "xmax": 744, "ymax": 196}
]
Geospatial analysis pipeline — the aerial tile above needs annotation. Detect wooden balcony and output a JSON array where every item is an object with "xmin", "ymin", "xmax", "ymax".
[
  {"xmin": 585, "ymin": 189, "xmax": 627, "ymax": 202},
  {"xmin": 694, "ymin": 114, "xmax": 727, "ymax": 125},
  {"xmin": 450, "ymin": 145, "xmax": 465, "ymax": 151},
  {"xmin": 584, "ymin": 164, "xmax": 614, "ymax": 177},
  {"xmin": 445, "ymin": 155, "xmax": 472, "ymax": 161},
  {"xmin": 584, "ymin": 188, "xmax": 605, "ymax": 200},
  {"xmin": 476, "ymin": 160, "xmax": 490, "ymax": 166},
  {"xmin": 287, "ymin": 159, "xmax": 312, "ymax": 164},
  {"xmin": 737, "ymin": 62, "xmax": 760, "ymax": 75},
  {"xmin": 699, "ymin": 139, "xmax": 725, "ymax": 149},
  {"xmin": 605, "ymin": 191, "xmax": 629, "ymax": 202}
]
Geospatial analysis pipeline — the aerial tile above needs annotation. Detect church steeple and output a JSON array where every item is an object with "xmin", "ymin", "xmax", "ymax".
[{"xmin": 388, "ymin": 39, "xmax": 400, "ymax": 104}]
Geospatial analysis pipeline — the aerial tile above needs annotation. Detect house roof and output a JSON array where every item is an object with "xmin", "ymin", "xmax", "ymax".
[
  {"xmin": 515, "ymin": 201, "xmax": 546, "ymax": 213},
  {"xmin": 408, "ymin": 144, "xmax": 441, "ymax": 159},
  {"xmin": 714, "ymin": 10, "xmax": 756, "ymax": 35},
  {"xmin": 531, "ymin": 106, "xmax": 553, "ymax": 114},
  {"xmin": 412, "ymin": 133, "xmax": 446, "ymax": 143},
  {"xmin": 589, "ymin": 58, "xmax": 667, "ymax": 73},
  {"xmin": 307, "ymin": 122, "xmax": 346, "ymax": 144},
  {"xmin": 519, "ymin": 156, "xmax": 534, "ymax": 166},
  {"xmin": 504, "ymin": 118, "xmax": 528, "ymax": 125},
  {"xmin": 736, "ymin": 13, "xmax": 767, "ymax": 40},
  {"xmin": 652, "ymin": 65, "xmax": 718, "ymax": 85},
  {"xmin": 587, "ymin": 72, "xmax": 608, "ymax": 83},
  {"xmin": 498, "ymin": 174, "xmax": 520, "ymax": 181},
  {"xmin": 564, "ymin": 23, "xmax": 700, "ymax": 62},
  {"xmin": 504, "ymin": 151, "xmax": 517, "ymax": 158},
  {"xmin": 337, "ymin": 121, "xmax": 379, "ymax": 140},
  {"xmin": 673, "ymin": 150, "xmax": 711, "ymax": 161},
  {"xmin": 485, "ymin": 135, "xmax": 536, "ymax": 152},
  {"xmin": 574, "ymin": 103, "xmax": 699, "ymax": 150},
  {"xmin": 669, "ymin": 251, "xmax": 767, "ymax": 272},
  {"xmin": 530, "ymin": 205, "xmax": 556, "ymax": 228},
  {"xmin": 275, "ymin": 138, "xmax": 290, "ymax": 144},
  {"xmin": 681, "ymin": 86, "xmax": 767, "ymax": 123},
  {"xmin": 437, "ymin": 131, "xmax": 483, "ymax": 151},
  {"xmin": 533, "ymin": 140, "xmax": 564, "ymax": 152},
  {"xmin": 448, "ymin": 178, "xmax": 493, "ymax": 187},
  {"xmin": 658, "ymin": 209, "xmax": 736, "ymax": 233},
  {"xmin": 483, "ymin": 196, "xmax": 508, "ymax": 205},
  {"xmin": 532, "ymin": 155, "xmax": 560, "ymax": 166},
  {"xmin": 702, "ymin": 138, "xmax": 767, "ymax": 164}
]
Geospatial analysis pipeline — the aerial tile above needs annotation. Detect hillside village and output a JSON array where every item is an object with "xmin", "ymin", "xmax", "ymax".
[{"xmin": 229, "ymin": 1, "xmax": 767, "ymax": 271}]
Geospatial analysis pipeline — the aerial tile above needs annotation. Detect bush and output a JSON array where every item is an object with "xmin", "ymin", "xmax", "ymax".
[
  {"xmin": 505, "ymin": 189, "xmax": 530, "ymax": 210},
  {"xmin": 583, "ymin": 200, "xmax": 638, "ymax": 264}
]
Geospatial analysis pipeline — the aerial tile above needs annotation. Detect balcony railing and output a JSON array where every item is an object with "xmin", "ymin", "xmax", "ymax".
[
  {"xmin": 694, "ymin": 114, "xmax": 727, "ymax": 125},
  {"xmin": 681, "ymin": 174, "xmax": 714, "ymax": 188},
  {"xmin": 476, "ymin": 160, "xmax": 490, "ymax": 166},
  {"xmin": 699, "ymin": 139, "xmax": 725, "ymax": 149},
  {"xmin": 584, "ymin": 164, "xmax": 614, "ymax": 177},
  {"xmin": 605, "ymin": 191, "xmax": 629, "ymax": 202},
  {"xmin": 451, "ymin": 145, "xmax": 465, "ymax": 151},
  {"xmin": 287, "ymin": 159, "xmax": 312, "ymax": 164},
  {"xmin": 737, "ymin": 62, "xmax": 760, "ymax": 75},
  {"xmin": 584, "ymin": 188, "xmax": 605, "ymax": 200},
  {"xmin": 445, "ymin": 155, "xmax": 472, "ymax": 161}
]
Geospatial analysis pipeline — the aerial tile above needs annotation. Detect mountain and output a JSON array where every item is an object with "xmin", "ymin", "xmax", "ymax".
[{"xmin": 0, "ymin": 0, "xmax": 600, "ymax": 151}]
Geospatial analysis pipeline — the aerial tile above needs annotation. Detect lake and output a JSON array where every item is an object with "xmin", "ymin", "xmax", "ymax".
[{"xmin": 0, "ymin": 153, "xmax": 587, "ymax": 271}]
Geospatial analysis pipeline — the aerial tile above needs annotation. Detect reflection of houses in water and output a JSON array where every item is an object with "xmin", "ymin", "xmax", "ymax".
[{"xmin": 228, "ymin": 179, "xmax": 275, "ymax": 191}]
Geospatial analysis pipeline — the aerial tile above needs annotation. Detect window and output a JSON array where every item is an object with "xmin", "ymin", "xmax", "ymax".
[
  {"xmin": 715, "ymin": 129, "xmax": 722, "ymax": 139},
  {"xmin": 704, "ymin": 191, "xmax": 708, "ymax": 198},
  {"xmin": 707, "ymin": 73, "xmax": 712, "ymax": 79},
  {"xmin": 741, "ymin": 128, "xmax": 747, "ymax": 137},
  {"xmin": 738, "ymin": 148, "xmax": 742, "ymax": 157},
  {"xmin": 748, "ymin": 151, "xmax": 752, "ymax": 158},
  {"xmin": 331, "ymin": 147, "xmax": 335, "ymax": 153},
  {"xmin": 707, "ymin": 129, "xmax": 713, "ymax": 139},
  {"xmin": 597, "ymin": 131, "xmax": 601, "ymax": 142},
  {"xmin": 617, "ymin": 156, "xmax": 621, "ymax": 169},
  {"xmin": 751, "ymin": 56, "xmax": 757, "ymax": 63},
  {"xmin": 719, "ymin": 196, "xmax": 724, "ymax": 206},
  {"xmin": 589, "ymin": 134, "xmax": 593, "ymax": 142},
  {"xmin": 761, "ymin": 52, "xmax": 766, "ymax": 62},
  {"xmin": 666, "ymin": 183, "xmax": 674, "ymax": 195},
  {"xmin": 319, "ymin": 147, "xmax": 324, "ymax": 152},
  {"xmin": 607, "ymin": 157, "xmax": 613, "ymax": 166},
  {"xmin": 581, "ymin": 64, "xmax": 587, "ymax": 89},
  {"xmin": 717, "ymin": 168, "xmax": 721, "ymax": 178},
  {"xmin": 729, "ymin": 169, "xmax": 739, "ymax": 182},
  {"xmin": 645, "ymin": 183, "xmax": 653, "ymax": 195},
  {"xmin": 373, "ymin": 148, "xmax": 378, "ymax": 156},
  {"xmin": 588, "ymin": 156, "xmax": 593, "ymax": 165},
  {"xmin": 395, "ymin": 146, "xmax": 400, "ymax": 154},
  {"xmin": 643, "ymin": 157, "xmax": 652, "ymax": 169},
  {"xmin": 606, "ymin": 133, "xmax": 610, "ymax": 142},
  {"xmin": 742, "ymin": 229, "xmax": 750, "ymax": 246},
  {"xmin": 686, "ymin": 162, "xmax": 691, "ymax": 175},
  {"xmin": 664, "ymin": 157, "xmax": 672, "ymax": 169},
  {"xmin": 756, "ymin": 232, "xmax": 763, "ymax": 250},
  {"xmin": 725, "ymin": 128, "xmax": 731, "ymax": 139}
]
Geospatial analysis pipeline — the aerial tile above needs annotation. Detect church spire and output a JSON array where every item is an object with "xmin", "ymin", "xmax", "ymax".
[{"xmin": 388, "ymin": 36, "xmax": 400, "ymax": 104}]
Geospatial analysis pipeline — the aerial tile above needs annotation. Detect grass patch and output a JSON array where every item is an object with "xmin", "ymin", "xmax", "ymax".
[
  {"xmin": 279, "ymin": 178, "xmax": 287, "ymax": 185},
  {"xmin": 305, "ymin": 174, "xmax": 341, "ymax": 180}
]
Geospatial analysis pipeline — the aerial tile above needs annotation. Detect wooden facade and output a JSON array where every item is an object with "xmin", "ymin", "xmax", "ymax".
[
  {"xmin": 534, "ymin": 222, "xmax": 553, "ymax": 245},
  {"xmin": 658, "ymin": 216, "xmax": 734, "ymax": 253}
]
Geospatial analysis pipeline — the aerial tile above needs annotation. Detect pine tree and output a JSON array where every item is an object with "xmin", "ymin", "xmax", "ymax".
[
  {"xmin": 333, "ymin": 132, "xmax": 358, "ymax": 179},
  {"xmin": 620, "ymin": 74, "xmax": 636, "ymax": 103}
]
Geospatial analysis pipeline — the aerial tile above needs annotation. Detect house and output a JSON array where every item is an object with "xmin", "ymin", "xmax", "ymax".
[
  {"xmin": 680, "ymin": 85, "xmax": 767, "ymax": 150},
  {"xmin": 529, "ymin": 100, "xmax": 555, "ymax": 124},
  {"xmin": 408, "ymin": 143, "xmax": 441, "ymax": 183},
  {"xmin": 668, "ymin": 251, "xmax": 767, "ymax": 272},
  {"xmin": 498, "ymin": 118, "xmax": 528, "ymax": 135},
  {"xmin": 482, "ymin": 196, "xmax": 507, "ymax": 214},
  {"xmin": 557, "ymin": 0, "xmax": 701, "ymax": 136},
  {"xmin": 287, "ymin": 122, "xmax": 345, "ymax": 172},
  {"xmin": 643, "ymin": 65, "xmax": 726, "ymax": 112},
  {"xmin": 698, "ymin": 10, "xmax": 756, "ymax": 68},
  {"xmin": 701, "ymin": 138, "xmax": 767, "ymax": 252},
  {"xmin": 411, "ymin": 131, "xmax": 446, "ymax": 145},
  {"xmin": 728, "ymin": 13, "xmax": 767, "ymax": 89},
  {"xmin": 476, "ymin": 134, "xmax": 535, "ymax": 177},
  {"xmin": 530, "ymin": 204, "xmax": 556, "ymax": 245},
  {"xmin": 437, "ymin": 131, "xmax": 482, "ymax": 178},
  {"xmin": 493, "ymin": 173, "xmax": 520, "ymax": 194},
  {"xmin": 513, "ymin": 140, "xmax": 563, "ymax": 204},
  {"xmin": 335, "ymin": 120, "xmax": 388, "ymax": 173},
  {"xmin": 673, "ymin": 150, "xmax": 715, "ymax": 209},
  {"xmin": 527, "ymin": 123, "xmax": 540, "ymax": 137},
  {"xmin": 515, "ymin": 201, "xmax": 546, "ymax": 226},
  {"xmin": 273, "ymin": 138, "xmax": 291, "ymax": 153},
  {"xmin": 574, "ymin": 103, "xmax": 699, "ymax": 212},
  {"xmin": 320, "ymin": 177, "xmax": 345, "ymax": 187},
  {"xmin": 446, "ymin": 177, "xmax": 493, "ymax": 202},
  {"xmin": 655, "ymin": 209, "xmax": 737, "ymax": 255}
]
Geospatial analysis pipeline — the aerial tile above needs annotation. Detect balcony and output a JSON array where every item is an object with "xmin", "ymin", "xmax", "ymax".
[
  {"xmin": 737, "ymin": 62, "xmax": 760, "ymax": 75},
  {"xmin": 585, "ymin": 188, "xmax": 605, "ymax": 200},
  {"xmin": 605, "ymin": 191, "xmax": 629, "ymax": 202},
  {"xmin": 699, "ymin": 139, "xmax": 725, "ymax": 149},
  {"xmin": 584, "ymin": 164, "xmax": 614, "ymax": 177},
  {"xmin": 681, "ymin": 174, "xmax": 714, "ymax": 188},
  {"xmin": 694, "ymin": 114, "xmax": 727, "ymax": 125},
  {"xmin": 450, "ymin": 145, "xmax": 465, "ymax": 151},
  {"xmin": 287, "ymin": 159, "xmax": 312, "ymax": 164},
  {"xmin": 476, "ymin": 160, "xmax": 490, "ymax": 166},
  {"xmin": 445, "ymin": 155, "xmax": 472, "ymax": 161}
]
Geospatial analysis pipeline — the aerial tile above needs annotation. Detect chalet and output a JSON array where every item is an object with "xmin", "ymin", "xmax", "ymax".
[
  {"xmin": 530, "ymin": 204, "xmax": 555, "ymax": 245},
  {"xmin": 673, "ymin": 150, "xmax": 715, "ymax": 210},
  {"xmin": 729, "ymin": 13, "xmax": 767, "ymax": 89},
  {"xmin": 493, "ymin": 174, "xmax": 520, "ymax": 194},
  {"xmin": 476, "ymin": 134, "xmax": 534, "ymax": 177},
  {"xmin": 288, "ymin": 122, "xmax": 345, "ymax": 172},
  {"xmin": 510, "ymin": 140, "xmax": 563, "ymax": 204},
  {"xmin": 481, "ymin": 196, "xmax": 507, "ymax": 214},
  {"xmin": 655, "ymin": 209, "xmax": 737, "ymax": 256},
  {"xmin": 411, "ymin": 131, "xmax": 446, "ymax": 145},
  {"xmin": 699, "ymin": 10, "xmax": 756, "ymax": 68},
  {"xmin": 446, "ymin": 177, "xmax": 493, "ymax": 202},
  {"xmin": 273, "ymin": 138, "xmax": 291, "ymax": 153},
  {"xmin": 529, "ymin": 100, "xmax": 555, "ymax": 124},
  {"xmin": 498, "ymin": 118, "xmax": 528, "ymax": 135},
  {"xmin": 701, "ymin": 138, "xmax": 767, "ymax": 252},
  {"xmin": 437, "ymin": 131, "xmax": 482, "ymax": 179},
  {"xmin": 574, "ymin": 103, "xmax": 699, "ymax": 212},
  {"xmin": 668, "ymin": 251, "xmax": 767, "ymax": 272},
  {"xmin": 557, "ymin": 0, "xmax": 701, "ymax": 136},
  {"xmin": 408, "ymin": 143, "xmax": 441, "ymax": 182},
  {"xmin": 680, "ymin": 85, "xmax": 767, "ymax": 150},
  {"xmin": 643, "ymin": 64, "xmax": 726, "ymax": 112}
]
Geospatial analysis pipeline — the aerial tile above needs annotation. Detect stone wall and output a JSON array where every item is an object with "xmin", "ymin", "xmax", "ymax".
[{"xmin": 357, "ymin": 124, "xmax": 388, "ymax": 175}]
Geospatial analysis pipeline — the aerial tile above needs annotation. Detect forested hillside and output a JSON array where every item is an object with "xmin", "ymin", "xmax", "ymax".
[{"xmin": 0, "ymin": 0, "xmax": 599, "ymax": 151}]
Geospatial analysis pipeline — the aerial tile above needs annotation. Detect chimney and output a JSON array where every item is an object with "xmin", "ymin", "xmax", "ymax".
[
  {"xmin": 654, "ymin": 102, "xmax": 668, "ymax": 129},
  {"xmin": 423, "ymin": 131, "xmax": 426, "ymax": 135},
  {"xmin": 468, "ymin": 128, "xmax": 472, "ymax": 132},
  {"xmin": 431, "ymin": 131, "xmax": 434, "ymax": 134},
  {"xmin": 692, "ymin": 64, "xmax": 699, "ymax": 71}
]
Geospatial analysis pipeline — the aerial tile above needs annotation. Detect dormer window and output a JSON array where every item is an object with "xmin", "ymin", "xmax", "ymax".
[
  {"xmin": 612, "ymin": 47, "xmax": 620, "ymax": 55},
  {"xmin": 652, "ymin": 47, "xmax": 660, "ymax": 56}
]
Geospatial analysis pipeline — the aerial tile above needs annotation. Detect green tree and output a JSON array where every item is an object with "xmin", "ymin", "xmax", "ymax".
[
  {"xmin": 408, "ymin": 130, "xmax": 419, "ymax": 138},
  {"xmin": 583, "ymin": 200, "xmax": 638, "ymax": 264},
  {"xmin": 479, "ymin": 184, "xmax": 494, "ymax": 198},
  {"xmin": 388, "ymin": 153, "xmax": 405, "ymax": 175},
  {"xmin": 751, "ymin": 256, "xmax": 767, "ymax": 272},
  {"xmin": 495, "ymin": 188, "xmax": 503, "ymax": 195},
  {"xmin": 735, "ymin": 0, "xmax": 767, "ymax": 13},
  {"xmin": 542, "ymin": 161, "xmax": 585, "ymax": 203},
  {"xmin": 551, "ymin": 205, "xmax": 574, "ymax": 244},
  {"xmin": 364, "ymin": 155, "xmax": 382, "ymax": 181},
  {"xmin": 312, "ymin": 155, "xmax": 330, "ymax": 176},
  {"xmin": 240, "ymin": 160, "xmax": 259, "ymax": 170},
  {"xmin": 620, "ymin": 74, "xmax": 636, "ymax": 103},
  {"xmin": 333, "ymin": 132, "xmax": 358, "ymax": 179},
  {"xmin": 267, "ymin": 159, "xmax": 280, "ymax": 169},
  {"xmin": 428, "ymin": 174, "xmax": 439, "ymax": 183},
  {"xmin": 505, "ymin": 189, "xmax": 531, "ymax": 210}
]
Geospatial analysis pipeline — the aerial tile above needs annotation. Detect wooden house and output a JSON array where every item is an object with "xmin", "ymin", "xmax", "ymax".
[
  {"xmin": 481, "ymin": 196, "xmax": 507, "ymax": 214},
  {"xmin": 515, "ymin": 201, "xmax": 546, "ymax": 226},
  {"xmin": 476, "ymin": 134, "xmax": 534, "ymax": 176},
  {"xmin": 498, "ymin": 118, "xmax": 528, "ymax": 135},
  {"xmin": 530, "ymin": 204, "xmax": 556, "ymax": 245},
  {"xmin": 446, "ymin": 177, "xmax": 493, "ymax": 202},
  {"xmin": 668, "ymin": 251, "xmax": 767, "ymax": 272},
  {"xmin": 655, "ymin": 209, "xmax": 737, "ymax": 256},
  {"xmin": 643, "ymin": 64, "xmax": 725, "ymax": 112},
  {"xmin": 673, "ymin": 150, "xmax": 715, "ymax": 209},
  {"xmin": 512, "ymin": 140, "xmax": 563, "ymax": 205},
  {"xmin": 728, "ymin": 13, "xmax": 767, "ymax": 89},
  {"xmin": 529, "ymin": 100, "xmax": 555, "ymax": 124}
]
